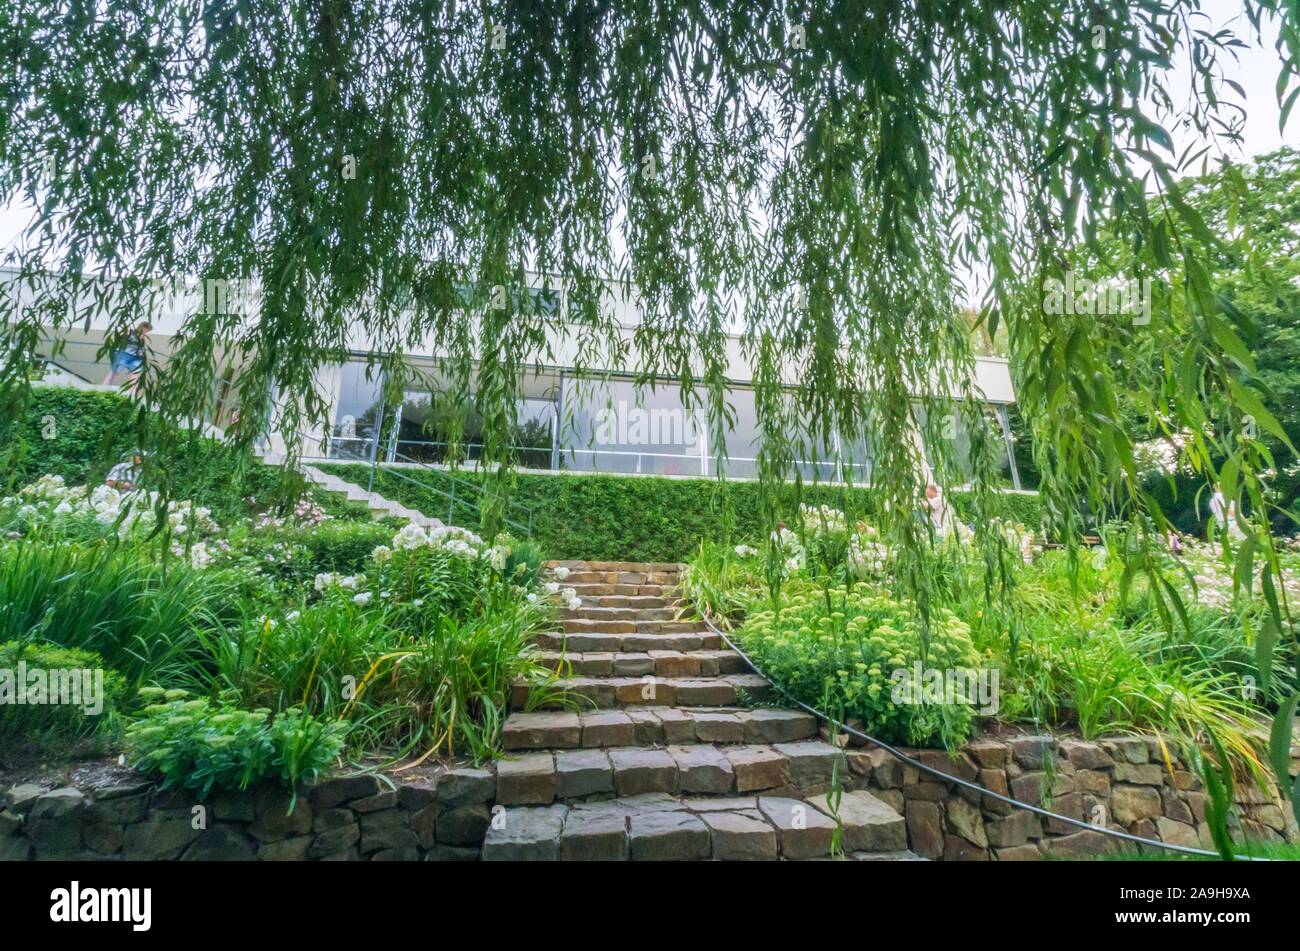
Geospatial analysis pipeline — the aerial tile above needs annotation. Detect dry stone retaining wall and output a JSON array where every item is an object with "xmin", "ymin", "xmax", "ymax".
[
  {"xmin": 846, "ymin": 734, "xmax": 1300, "ymax": 860},
  {"xmin": 2, "ymin": 731, "xmax": 1296, "ymax": 861}
]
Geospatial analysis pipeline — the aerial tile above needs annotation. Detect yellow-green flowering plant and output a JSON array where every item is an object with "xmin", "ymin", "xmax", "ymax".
[{"xmin": 737, "ymin": 583, "xmax": 987, "ymax": 748}]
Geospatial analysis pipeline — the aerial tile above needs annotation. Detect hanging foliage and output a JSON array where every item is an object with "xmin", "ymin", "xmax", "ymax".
[{"xmin": 1, "ymin": 3, "xmax": 1299, "ymax": 793}]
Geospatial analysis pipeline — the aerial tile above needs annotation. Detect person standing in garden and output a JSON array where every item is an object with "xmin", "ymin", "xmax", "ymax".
[
  {"xmin": 921, "ymin": 482, "xmax": 956, "ymax": 538},
  {"xmin": 102, "ymin": 320, "xmax": 151, "ymax": 390},
  {"xmin": 105, "ymin": 450, "xmax": 144, "ymax": 491},
  {"xmin": 1208, "ymin": 482, "xmax": 1243, "ymax": 540}
]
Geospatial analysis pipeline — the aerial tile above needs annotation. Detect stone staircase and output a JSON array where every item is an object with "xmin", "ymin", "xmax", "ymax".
[{"xmin": 484, "ymin": 560, "xmax": 918, "ymax": 861}]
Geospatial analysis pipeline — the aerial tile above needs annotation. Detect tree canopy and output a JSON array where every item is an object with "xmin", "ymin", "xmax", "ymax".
[{"xmin": 1, "ymin": 2, "xmax": 1299, "ymax": 653}]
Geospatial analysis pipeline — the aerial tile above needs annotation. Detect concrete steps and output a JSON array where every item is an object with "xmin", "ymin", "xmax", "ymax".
[
  {"xmin": 488, "ymin": 559, "xmax": 913, "ymax": 860},
  {"xmin": 298, "ymin": 464, "xmax": 444, "ymax": 528}
]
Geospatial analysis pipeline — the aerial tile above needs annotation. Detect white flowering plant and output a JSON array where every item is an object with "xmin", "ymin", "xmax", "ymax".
[{"xmin": 0, "ymin": 474, "xmax": 222, "ymax": 543}]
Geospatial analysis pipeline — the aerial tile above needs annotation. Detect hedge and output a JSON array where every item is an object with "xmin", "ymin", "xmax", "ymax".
[
  {"xmin": 319, "ymin": 462, "xmax": 1044, "ymax": 562},
  {"xmin": 5, "ymin": 387, "xmax": 366, "ymax": 522}
]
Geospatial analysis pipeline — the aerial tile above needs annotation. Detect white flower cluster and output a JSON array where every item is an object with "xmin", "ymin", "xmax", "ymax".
[
  {"xmin": 985, "ymin": 518, "xmax": 1038, "ymax": 564},
  {"xmin": 390, "ymin": 521, "xmax": 486, "ymax": 559},
  {"xmin": 314, "ymin": 572, "xmax": 367, "ymax": 592},
  {"xmin": 250, "ymin": 498, "xmax": 332, "ymax": 530},
  {"xmin": 800, "ymin": 503, "xmax": 848, "ymax": 536},
  {"xmin": 3, "ymin": 475, "xmax": 220, "ymax": 539},
  {"xmin": 734, "ymin": 544, "xmax": 760, "ymax": 558},
  {"xmin": 771, "ymin": 526, "xmax": 806, "ymax": 574},
  {"xmin": 848, "ymin": 532, "xmax": 889, "ymax": 579},
  {"xmin": 541, "ymin": 580, "xmax": 581, "ymax": 610}
]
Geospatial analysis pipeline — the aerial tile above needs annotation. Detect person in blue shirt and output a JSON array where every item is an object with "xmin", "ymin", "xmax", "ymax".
[{"xmin": 102, "ymin": 321, "xmax": 152, "ymax": 388}]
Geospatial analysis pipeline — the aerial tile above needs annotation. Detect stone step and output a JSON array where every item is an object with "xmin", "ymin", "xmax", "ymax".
[
  {"xmin": 535, "ymin": 630, "xmax": 725, "ymax": 652},
  {"xmin": 547, "ymin": 560, "xmax": 683, "ymax": 573},
  {"xmin": 502, "ymin": 707, "xmax": 819, "ymax": 751},
  {"xmin": 480, "ymin": 790, "xmax": 911, "ymax": 861},
  {"xmin": 561, "ymin": 594, "xmax": 672, "ymax": 609},
  {"xmin": 560, "ymin": 617, "xmax": 707, "ymax": 635},
  {"xmin": 536, "ymin": 648, "xmax": 748, "ymax": 678},
  {"xmin": 549, "ymin": 570, "xmax": 680, "ymax": 586},
  {"xmin": 492, "ymin": 740, "xmax": 850, "ymax": 804},
  {"xmin": 563, "ymin": 583, "xmax": 680, "ymax": 598},
  {"xmin": 511, "ymin": 673, "xmax": 772, "ymax": 710},
  {"xmin": 565, "ymin": 605, "xmax": 679, "ymax": 622}
]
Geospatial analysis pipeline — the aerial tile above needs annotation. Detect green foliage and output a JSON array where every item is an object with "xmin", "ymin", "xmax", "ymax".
[
  {"xmin": 0, "ymin": 640, "xmax": 126, "ymax": 740},
  {"xmin": 126, "ymin": 689, "xmax": 347, "ymax": 800},
  {"xmin": 199, "ymin": 596, "xmax": 559, "ymax": 763},
  {"xmin": 0, "ymin": 540, "xmax": 226, "ymax": 691},
  {"xmin": 737, "ymin": 584, "xmax": 983, "ymax": 748},
  {"xmin": 320, "ymin": 462, "xmax": 1044, "ymax": 562},
  {"xmin": 5, "ymin": 387, "xmax": 319, "ymax": 522}
]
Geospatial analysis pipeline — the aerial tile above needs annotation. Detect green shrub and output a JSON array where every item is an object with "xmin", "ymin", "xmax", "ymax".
[
  {"xmin": 5, "ymin": 386, "xmax": 336, "ymax": 522},
  {"xmin": 320, "ymin": 462, "xmax": 1044, "ymax": 562},
  {"xmin": 126, "ymin": 690, "xmax": 347, "ymax": 800},
  {"xmin": 0, "ymin": 641, "xmax": 126, "ymax": 740},
  {"xmin": 737, "ymin": 584, "xmax": 986, "ymax": 748}
]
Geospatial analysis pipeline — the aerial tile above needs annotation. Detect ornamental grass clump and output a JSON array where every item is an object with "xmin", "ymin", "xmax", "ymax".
[{"xmin": 737, "ymin": 584, "xmax": 985, "ymax": 748}]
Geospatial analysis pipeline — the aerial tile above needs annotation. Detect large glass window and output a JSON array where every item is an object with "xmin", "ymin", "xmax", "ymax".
[
  {"xmin": 559, "ymin": 377, "xmax": 704, "ymax": 476},
  {"xmin": 391, "ymin": 387, "xmax": 555, "ymax": 468},
  {"xmin": 716, "ymin": 387, "xmax": 761, "ymax": 479},
  {"xmin": 330, "ymin": 362, "xmax": 385, "ymax": 460}
]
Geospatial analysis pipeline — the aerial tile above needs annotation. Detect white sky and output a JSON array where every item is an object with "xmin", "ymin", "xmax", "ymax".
[{"xmin": 1, "ymin": 1, "xmax": 1293, "ymax": 268}]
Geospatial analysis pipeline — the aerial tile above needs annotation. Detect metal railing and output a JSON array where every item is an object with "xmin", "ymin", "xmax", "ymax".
[
  {"xmin": 381, "ymin": 448, "xmax": 536, "ymax": 538},
  {"xmin": 273, "ymin": 428, "xmax": 535, "ymax": 538}
]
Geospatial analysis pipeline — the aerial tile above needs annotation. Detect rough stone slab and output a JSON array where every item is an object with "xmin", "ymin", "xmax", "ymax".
[
  {"xmin": 609, "ymin": 748, "xmax": 679, "ymax": 796},
  {"xmin": 668, "ymin": 745, "xmax": 736, "ymax": 794},
  {"xmin": 740, "ymin": 709, "xmax": 818, "ymax": 744},
  {"xmin": 626, "ymin": 708, "xmax": 665, "ymax": 744},
  {"xmin": 673, "ymin": 679, "xmax": 736, "ymax": 706},
  {"xmin": 757, "ymin": 796, "xmax": 835, "ymax": 859},
  {"xmin": 311, "ymin": 775, "xmax": 382, "ymax": 808},
  {"xmin": 435, "ymin": 804, "xmax": 491, "ymax": 846},
  {"xmin": 496, "ymin": 753, "xmax": 557, "ymax": 806},
  {"xmin": 655, "ymin": 707, "xmax": 696, "ymax": 744},
  {"xmin": 29, "ymin": 788, "xmax": 85, "ymax": 820},
  {"xmin": 612, "ymin": 653, "xmax": 655, "ymax": 677},
  {"xmin": 648, "ymin": 650, "xmax": 699, "ymax": 677},
  {"xmin": 502, "ymin": 711, "xmax": 582, "ymax": 751},
  {"xmin": 560, "ymin": 809, "xmax": 629, "ymax": 861},
  {"xmin": 581, "ymin": 710, "xmax": 636, "ymax": 748},
  {"xmin": 481, "ymin": 804, "xmax": 568, "ymax": 861},
  {"xmin": 702, "ymin": 810, "xmax": 779, "ymax": 860},
  {"xmin": 772, "ymin": 741, "xmax": 844, "ymax": 788},
  {"xmin": 181, "ymin": 824, "xmax": 258, "ymax": 861},
  {"xmin": 724, "ymin": 745, "xmax": 790, "ymax": 793},
  {"xmin": 436, "ymin": 768, "xmax": 495, "ymax": 807},
  {"xmin": 571, "ymin": 793, "xmax": 683, "ymax": 817},
  {"xmin": 628, "ymin": 810, "xmax": 710, "ymax": 860},
  {"xmin": 691, "ymin": 711, "xmax": 745, "ymax": 744},
  {"xmin": 554, "ymin": 749, "xmax": 614, "ymax": 799},
  {"xmin": 906, "ymin": 800, "xmax": 944, "ymax": 859},
  {"xmin": 806, "ymin": 790, "xmax": 906, "ymax": 852}
]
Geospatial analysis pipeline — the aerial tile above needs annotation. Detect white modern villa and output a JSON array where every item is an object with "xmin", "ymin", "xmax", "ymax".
[{"xmin": 5, "ymin": 267, "xmax": 1022, "ymax": 488}]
